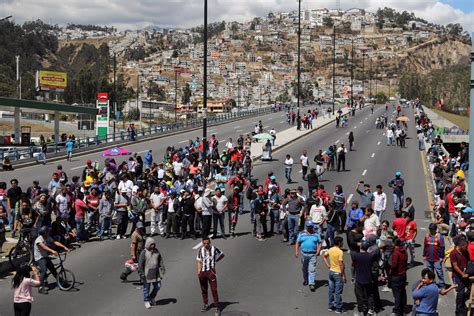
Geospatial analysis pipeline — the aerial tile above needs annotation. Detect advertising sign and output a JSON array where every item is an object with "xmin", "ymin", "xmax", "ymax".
[
  {"xmin": 96, "ymin": 92, "xmax": 109, "ymax": 139},
  {"xmin": 36, "ymin": 70, "xmax": 67, "ymax": 91}
]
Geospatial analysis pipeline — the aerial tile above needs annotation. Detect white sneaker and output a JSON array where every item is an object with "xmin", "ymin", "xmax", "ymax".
[
  {"xmin": 381, "ymin": 285, "xmax": 391, "ymax": 292},
  {"xmin": 144, "ymin": 301, "xmax": 151, "ymax": 309},
  {"xmin": 116, "ymin": 235, "xmax": 121, "ymax": 240}
]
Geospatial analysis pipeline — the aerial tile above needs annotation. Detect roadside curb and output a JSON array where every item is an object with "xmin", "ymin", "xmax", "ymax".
[
  {"xmin": 253, "ymin": 109, "xmax": 351, "ymax": 162},
  {"xmin": 10, "ymin": 109, "xmax": 275, "ymax": 169}
]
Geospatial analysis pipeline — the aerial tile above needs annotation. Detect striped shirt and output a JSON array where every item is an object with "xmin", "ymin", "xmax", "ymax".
[{"xmin": 196, "ymin": 245, "xmax": 223, "ymax": 272}]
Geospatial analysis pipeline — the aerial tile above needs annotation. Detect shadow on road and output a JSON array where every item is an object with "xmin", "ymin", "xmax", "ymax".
[{"xmin": 155, "ymin": 298, "xmax": 177, "ymax": 305}]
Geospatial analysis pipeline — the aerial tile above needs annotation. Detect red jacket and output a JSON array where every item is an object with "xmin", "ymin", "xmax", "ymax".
[{"xmin": 391, "ymin": 245, "xmax": 408, "ymax": 277}]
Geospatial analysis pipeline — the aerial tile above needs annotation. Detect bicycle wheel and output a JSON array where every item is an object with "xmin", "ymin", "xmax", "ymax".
[
  {"xmin": 8, "ymin": 243, "xmax": 33, "ymax": 269},
  {"xmin": 56, "ymin": 268, "xmax": 75, "ymax": 291}
]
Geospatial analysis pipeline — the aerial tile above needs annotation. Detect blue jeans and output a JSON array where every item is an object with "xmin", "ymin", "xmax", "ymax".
[
  {"xmin": 326, "ymin": 223, "xmax": 336, "ymax": 248},
  {"xmin": 75, "ymin": 217, "xmax": 85, "ymax": 241},
  {"xmin": 212, "ymin": 212, "xmax": 225, "ymax": 236},
  {"xmin": 426, "ymin": 261, "xmax": 445, "ymax": 288},
  {"xmin": 98, "ymin": 216, "xmax": 112, "ymax": 238},
  {"xmin": 143, "ymin": 280, "xmax": 161, "ymax": 302},
  {"xmin": 285, "ymin": 167, "xmax": 292, "ymax": 182},
  {"xmin": 287, "ymin": 214, "xmax": 299, "ymax": 243},
  {"xmin": 8, "ymin": 209, "xmax": 16, "ymax": 232},
  {"xmin": 301, "ymin": 253, "xmax": 317, "ymax": 285},
  {"xmin": 270, "ymin": 209, "xmax": 282, "ymax": 233},
  {"xmin": 392, "ymin": 193, "xmax": 404, "ymax": 211},
  {"xmin": 328, "ymin": 271, "xmax": 343, "ymax": 310},
  {"xmin": 249, "ymin": 199, "xmax": 255, "ymax": 223}
]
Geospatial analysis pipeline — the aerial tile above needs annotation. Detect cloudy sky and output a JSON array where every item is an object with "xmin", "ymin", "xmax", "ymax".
[{"xmin": 1, "ymin": 0, "xmax": 473, "ymax": 32}]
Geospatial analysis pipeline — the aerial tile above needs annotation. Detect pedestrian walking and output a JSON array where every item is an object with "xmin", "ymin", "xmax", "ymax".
[
  {"xmin": 283, "ymin": 190, "xmax": 304, "ymax": 245},
  {"xmin": 449, "ymin": 238, "xmax": 470, "ymax": 316},
  {"xmin": 212, "ymin": 188, "xmax": 227, "ymax": 239},
  {"xmin": 284, "ymin": 154, "xmax": 294, "ymax": 183},
  {"xmin": 65, "ymin": 138, "xmax": 74, "ymax": 162},
  {"xmin": 139, "ymin": 238, "xmax": 165, "ymax": 309},
  {"xmin": 353, "ymin": 243, "xmax": 376, "ymax": 316},
  {"xmin": 197, "ymin": 237, "xmax": 225, "ymax": 316},
  {"xmin": 12, "ymin": 264, "xmax": 41, "ymax": 316},
  {"xmin": 323, "ymin": 236, "xmax": 347, "ymax": 313},
  {"xmin": 336, "ymin": 144, "xmax": 347, "ymax": 172},
  {"xmin": 300, "ymin": 151, "xmax": 309, "ymax": 180},
  {"xmin": 115, "ymin": 188, "xmax": 131, "ymax": 239},
  {"xmin": 388, "ymin": 172, "xmax": 405, "ymax": 211},
  {"xmin": 295, "ymin": 221, "xmax": 322, "ymax": 292},
  {"xmin": 372, "ymin": 185, "xmax": 387, "ymax": 219},
  {"xmin": 386, "ymin": 128, "xmax": 394, "ymax": 146},
  {"xmin": 348, "ymin": 132, "xmax": 355, "ymax": 151},
  {"xmin": 150, "ymin": 186, "xmax": 166, "ymax": 237}
]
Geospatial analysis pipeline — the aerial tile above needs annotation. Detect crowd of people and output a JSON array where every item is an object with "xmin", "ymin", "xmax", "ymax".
[{"xmin": 1, "ymin": 100, "xmax": 473, "ymax": 316}]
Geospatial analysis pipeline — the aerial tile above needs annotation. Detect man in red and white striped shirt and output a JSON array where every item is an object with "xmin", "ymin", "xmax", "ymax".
[{"xmin": 197, "ymin": 237, "xmax": 225, "ymax": 315}]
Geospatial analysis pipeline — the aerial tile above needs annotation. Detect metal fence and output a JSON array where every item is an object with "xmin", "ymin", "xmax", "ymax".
[{"xmin": 2, "ymin": 107, "xmax": 273, "ymax": 162}]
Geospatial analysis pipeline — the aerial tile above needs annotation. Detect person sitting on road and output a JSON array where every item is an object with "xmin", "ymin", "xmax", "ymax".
[{"xmin": 2, "ymin": 156, "xmax": 14, "ymax": 171}]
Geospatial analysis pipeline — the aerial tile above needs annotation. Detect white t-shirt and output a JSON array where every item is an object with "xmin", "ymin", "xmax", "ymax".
[
  {"xmin": 150, "ymin": 193, "xmax": 165, "ymax": 211},
  {"xmin": 118, "ymin": 180, "xmax": 134, "ymax": 195},
  {"xmin": 225, "ymin": 142, "xmax": 233, "ymax": 149},
  {"xmin": 387, "ymin": 129, "xmax": 394, "ymax": 138},
  {"xmin": 364, "ymin": 214, "xmax": 380, "ymax": 232},
  {"xmin": 373, "ymin": 191, "xmax": 387, "ymax": 211},
  {"xmin": 309, "ymin": 205, "xmax": 327, "ymax": 224},
  {"xmin": 212, "ymin": 195, "xmax": 228, "ymax": 213},
  {"xmin": 300, "ymin": 155, "xmax": 309, "ymax": 167},
  {"xmin": 173, "ymin": 161, "xmax": 183, "ymax": 176},
  {"xmin": 157, "ymin": 168, "xmax": 165, "ymax": 179},
  {"xmin": 284, "ymin": 158, "xmax": 294, "ymax": 168},
  {"xmin": 55, "ymin": 194, "xmax": 68, "ymax": 215}
]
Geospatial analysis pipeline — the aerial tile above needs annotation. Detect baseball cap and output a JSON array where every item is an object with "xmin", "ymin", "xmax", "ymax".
[
  {"xmin": 455, "ymin": 203, "xmax": 465, "ymax": 209},
  {"xmin": 86, "ymin": 159, "xmax": 92, "ymax": 164},
  {"xmin": 428, "ymin": 223, "xmax": 437, "ymax": 230},
  {"xmin": 136, "ymin": 222, "xmax": 144, "ymax": 229},
  {"xmin": 270, "ymin": 175, "xmax": 276, "ymax": 180},
  {"xmin": 395, "ymin": 171, "xmax": 401, "ymax": 176},
  {"xmin": 305, "ymin": 220, "xmax": 314, "ymax": 227}
]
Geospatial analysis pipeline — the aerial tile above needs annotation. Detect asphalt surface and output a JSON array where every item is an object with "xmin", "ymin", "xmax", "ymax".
[
  {"xmin": 0, "ymin": 105, "xmax": 454, "ymax": 316},
  {"xmin": 0, "ymin": 103, "xmax": 321, "ymax": 186}
]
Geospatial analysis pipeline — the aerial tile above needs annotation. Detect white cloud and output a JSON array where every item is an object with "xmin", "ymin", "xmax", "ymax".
[{"xmin": 0, "ymin": 0, "xmax": 472, "ymax": 32}]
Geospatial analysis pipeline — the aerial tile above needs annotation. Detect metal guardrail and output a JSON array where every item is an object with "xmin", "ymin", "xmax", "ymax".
[{"xmin": 1, "ymin": 107, "xmax": 274, "ymax": 162}]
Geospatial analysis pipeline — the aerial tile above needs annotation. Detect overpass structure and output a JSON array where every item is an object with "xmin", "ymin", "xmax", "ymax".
[{"xmin": 0, "ymin": 97, "xmax": 97, "ymax": 144}]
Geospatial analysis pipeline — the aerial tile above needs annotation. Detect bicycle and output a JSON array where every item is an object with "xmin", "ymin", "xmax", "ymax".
[
  {"xmin": 44, "ymin": 252, "xmax": 76, "ymax": 291},
  {"xmin": 8, "ymin": 228, "xmax": 33, "ymax": 269}
]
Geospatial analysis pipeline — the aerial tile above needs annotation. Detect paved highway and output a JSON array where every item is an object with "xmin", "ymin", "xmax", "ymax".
[
  {"xmin": 0, "ymin": 105, "xmax": 454, "ymax": 316},
  {"xmin": 0, "ymin": 104, "xmax": 323, "ymax": 186}
]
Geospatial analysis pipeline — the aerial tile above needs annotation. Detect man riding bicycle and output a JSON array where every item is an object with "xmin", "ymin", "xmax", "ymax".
[{"xmin": 34, "ymin": 226, "xmax": 69, "ymax": 294}]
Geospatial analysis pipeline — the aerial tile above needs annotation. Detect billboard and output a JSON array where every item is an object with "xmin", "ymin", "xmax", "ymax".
[
  {"xmin": 36, "ymin": 70, "xmax": 67, "ymax": 91},
  {"xmin": 96, "ymin": 92, "xmax": 109, "ymax": 139}
]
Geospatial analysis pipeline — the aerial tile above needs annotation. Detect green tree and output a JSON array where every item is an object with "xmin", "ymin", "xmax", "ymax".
[
  {"xmin": 148, "ymin": 81, "xmax": 166, "ymax": 101},
  {"xmin": 181, "ymin": 83, "xmax": 191, "ymax": 104},
  {"xmin": 323, "ymin": 16, "xmax": 334, "ymax": 28}
]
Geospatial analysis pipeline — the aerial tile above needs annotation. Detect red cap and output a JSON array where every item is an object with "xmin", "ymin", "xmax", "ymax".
[{"xmin": 86, "ymin": 160, "xmax": 92, "ymax": 164}]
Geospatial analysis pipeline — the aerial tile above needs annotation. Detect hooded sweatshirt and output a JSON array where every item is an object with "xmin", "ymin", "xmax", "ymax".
[
  {"xmin": 139, "ymin": 238, "xmax": 165, "ymax": 283},
  {"xmin": 391, "ymin": 245, "xmax": 408, "ymax": 277}
]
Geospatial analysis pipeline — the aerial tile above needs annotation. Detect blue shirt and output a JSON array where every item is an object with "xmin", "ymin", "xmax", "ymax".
[
  {"xmin": 297, "ymin": 232, "xmax": 321, "ymax": 253},
  {"xmin": 346, "ymin": 207, "xmax": 363, "ymax": 228},
  {"xmin": 412, "ymin": 283, "xmax": 439, "ymax": 315},
  {"xmin": 214, "ymin": 173, "xmax": 227, "ymax": 191},
  {"xmin": 66, "ymin": 140, "xmax": 73, "ymax": 152}
]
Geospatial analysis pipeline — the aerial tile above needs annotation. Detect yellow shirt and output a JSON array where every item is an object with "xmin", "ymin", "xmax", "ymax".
[{"xmin": 327, "ymin": 246, "xmax": 343, "ymax": 273}]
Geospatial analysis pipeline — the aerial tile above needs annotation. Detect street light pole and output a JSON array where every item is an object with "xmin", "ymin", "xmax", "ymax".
[
  {"xmin": 174, "ymin": 68, "xmax": 179, "ymax": 124},
  {"xmin": 202, "ymin": 0, "xmax": 208, "ymax": 157},
  {"xmin": 362, "ymin": 49, "xmax": 365, "ymax": 99},
  {"xmin": 237, "ymin": 76, "xmax": 241, "ymax": 112},
  {"xmin": 296, "ymin": 0, "xmax": 302, "ymax": 130},
  {"xmin": 332, "ymin": 24, "xmax": 336, "ymax": 114},
  {"xmin": 369, "ymin": 57, "xmax": 372, "ymax": 99},
  {"xmin": 350, "ymin": 38, "xmax": 354, "ymax": 109},
  {"xmin": 468, "ymin": 32, "xmax": 474, "ymax": 203}
]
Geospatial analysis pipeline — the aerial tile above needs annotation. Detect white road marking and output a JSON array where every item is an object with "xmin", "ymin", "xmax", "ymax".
[
  {"xmin": 347, "ymin": 194, "xmax": 354, "ymax": 204},
  {"xmin": 354, "ymin": 126, "xmax": 357, "ymax": 129},
  {"xmin": 233, "ymin": 125, "xmax": 241, "ymax": 129},
  {"xmin": 279, "ymin": 120, "xmax": 285, "ymax": 123},
  {"xmin": 70, "ymin": 165, "xmax": 85, "ymax": 170},
  {"xmin": 137, "ymin": 150, "xmax": 148, "ymax": 154},
  {"xmin": 366, "ymin": 130, "xmax": 370, "ymax": 133},
  {"xmin": 236, "ymin": 129, "xmax": 244, "ymax": 132},
  {"xmin": 362, "ymin": 169, "xmax": 367, "ymax": 176},
  {"xmin": 299, "ymin": 170, "xmax": 303, "ymax": 173},
  {"xmin": 179, "ymin": 140, "xmax": 188, "ymax": 144},
  {"xmin": 208, "ymin": 129, "xmax": 215, "ymax": 133},
  {"xmin": 371, "ymin": 153, "xmax": 375, "ymax": 158},
  {"xmin": 281, "ymin": 114, "xmax": 285, "ymax": 117},
  {"xmin": 192, "ymin": 241, "xmax": 203, "ymax": 250},
  {"xmin": 419, "ymin": 227, "xmax": 427, "ymax": 231},
  {"xmin": 263, "ymin": 125, "xmax": 269, "ymax": 129},
  {"xmin": 383, "ymin": 132, "xmax": 386, "ymax": 136},
  {"xmin": 220, "ymin": 139, "xmax": 226, "ymax": 142},
  {"xmin": 377, "ymin": 141, "xmax": 381, "ymax": 145},
  {"xmin": 346, "ymin": 132, "xmax": 350, "ymax": 135},
  {"xmin": 335, "ymin": 139, "xmax": 340, "ymax": 144},
  {"xmin": 267, "ymin": 117, "xmax": 273, "ymax": 120},
  {"xmin": 360, "ymin": 121, "xmax": 363, "ymax": 124}
]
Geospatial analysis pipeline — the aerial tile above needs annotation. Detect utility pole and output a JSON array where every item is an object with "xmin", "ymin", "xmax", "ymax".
[
  {"xmin": 369, "ymin": 57, "xmax": 372, "ymax": 99},
  {"xmin": 16, "ymin": 55, "xmax": 21, "ymax": 99},
  {"xmin": 202, "ymin": 0, "xmax": 208, "ymax": 157},
  {"xmin": 136, "ymin": 74, "xmax": 139, "ymax": 123},
  {"xmin": 14, "ymin": 55, "xmax": 21, "ymax": 145},
  {"xmin": 350, "ymin": 38, "xmax": 354, "ymax": 108},
  {"xmin": 468, "ymin": 32, "xmax": 474, "ymax": 203},
  {"xmin": 174, "ymin": 67, "xmax": 180, "ymax": 124},
  {"xmin": 332, "ymin": 24, "xmax": 336, "ymax": 114},
  {"xmin": 296, "ymin": 0, "xmax": 302, "ymax": 130},
  {"xmin": 237, "ymin": 76, "xmax": 241, "ymax": 112},
  {"xmin": 113, "ymin": 52, "xmax": 117, "ymax": 135},
  {"xmin": 361, "ymin": 49, "xmax": 365, "ymax": 98}
]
